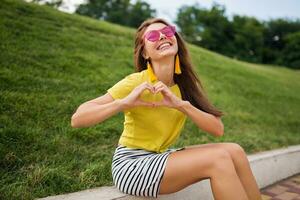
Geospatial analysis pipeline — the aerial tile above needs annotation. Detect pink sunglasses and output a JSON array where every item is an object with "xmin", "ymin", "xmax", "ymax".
[{"xmin": 144, "ymin": 25, "xmax": 176, "ymax": 42}]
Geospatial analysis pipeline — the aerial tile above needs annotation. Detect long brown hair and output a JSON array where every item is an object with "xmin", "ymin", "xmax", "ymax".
[{"xmin": 134, "ymin": 18, "xmax": 224, "ymax": 117}]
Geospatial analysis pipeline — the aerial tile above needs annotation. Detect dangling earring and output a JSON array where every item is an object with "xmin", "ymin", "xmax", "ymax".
[
  {"xmin": 147, "ymin": 59, "xmax": 157, "ymax": 82},
  {"xmin": 175, "ymin": 54, "xmax": 182, "ymax": 74}
]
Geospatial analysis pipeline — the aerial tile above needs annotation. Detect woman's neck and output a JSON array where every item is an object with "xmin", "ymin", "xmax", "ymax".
[{"xmin": 151, "ymin": 55, "xmax": 175, "ymax": 87}]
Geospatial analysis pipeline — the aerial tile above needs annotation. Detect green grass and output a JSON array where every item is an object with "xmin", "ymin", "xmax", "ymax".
[{"xmin": 0, "ymin": 0, "xmax": 299, "ymax": 199}]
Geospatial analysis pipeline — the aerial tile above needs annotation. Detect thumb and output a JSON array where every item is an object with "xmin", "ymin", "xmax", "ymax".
[
  {"xmin": 136, "ymin": 99, "xmax": 154, "ymax": 107},
  {"xmin": 152, "ymin": 100, "xmax": 165, "ymax": 107}
]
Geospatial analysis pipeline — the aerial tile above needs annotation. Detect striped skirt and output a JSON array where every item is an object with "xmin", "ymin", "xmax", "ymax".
[{"xmin": 111, "ymin": 144, "xmax": 185, "ymax": 198}]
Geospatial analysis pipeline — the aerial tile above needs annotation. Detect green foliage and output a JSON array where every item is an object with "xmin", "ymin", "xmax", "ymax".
[
  {"xmin": 231, "ymin": 15, "xmax": 265, "ymax": 62},
  {"xmin": 0, "ymin": 0, "xmax": 299, "ymax": 199},
  {"xmin": 282, "ymin": 31, "xmax": 300, "ymax": 69},
  {"xmin": 75, "ymin": 0, "xmax": 156, "ymax": 28},
  {"xmin": 175, "ymin": 3, "xmax": 300, "ymax": 69},
  {"xmin": 176, "ymin": 2, "xmax": 232, "ymax": 54},
  {"xmin": 30, "ymin": 0, "xmax": 63, "ymax": 9}
]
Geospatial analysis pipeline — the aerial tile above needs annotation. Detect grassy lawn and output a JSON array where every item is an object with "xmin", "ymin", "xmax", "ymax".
[{"xmin": 0, "ymin": 0, "xmax": 299, "ymax": 199}]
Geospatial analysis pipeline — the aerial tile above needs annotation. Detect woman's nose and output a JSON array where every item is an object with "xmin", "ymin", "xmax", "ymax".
[{"xmin": 159, "ymin": 32, "xmax": 166, "ymax": 40}]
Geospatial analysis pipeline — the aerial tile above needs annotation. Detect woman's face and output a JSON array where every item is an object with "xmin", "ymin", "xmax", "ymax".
[{"xmin": 142, "ymin": 23, "xmax": 178, "ymax": 61}]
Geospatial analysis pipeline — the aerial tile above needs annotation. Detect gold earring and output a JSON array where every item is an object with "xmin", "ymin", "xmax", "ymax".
[
  {"xmin": 175, "ymin": 54, "xmax": 182, "ymax": 74},
  {"xmin": 147, "ymin": 59, "xmax": 157, "ymax": 82}
]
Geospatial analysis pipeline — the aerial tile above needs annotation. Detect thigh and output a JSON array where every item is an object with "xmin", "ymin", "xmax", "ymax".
[
  {"xmin": 158, "ymin": 145, "xmax": 231, "ymax": 194},
  {"xmin": 185, "ymin": 142, "xmax": 246, "ymax": 159}
]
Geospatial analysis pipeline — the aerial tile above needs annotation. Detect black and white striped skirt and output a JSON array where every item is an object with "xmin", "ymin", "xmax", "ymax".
[{"xmin": 111, "ymin": 144, "xmax": 185, "ymax": 198}]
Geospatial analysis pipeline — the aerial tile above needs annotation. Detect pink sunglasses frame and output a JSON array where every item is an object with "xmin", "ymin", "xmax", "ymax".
[{"xmin": 143, "ymin": 25, "xmax": 176, "ymax": 42}]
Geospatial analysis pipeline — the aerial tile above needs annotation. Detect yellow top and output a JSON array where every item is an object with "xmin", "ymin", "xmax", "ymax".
[{"xmin": 107, "ymin": 69, "xmax": 187, "ymax": 153}]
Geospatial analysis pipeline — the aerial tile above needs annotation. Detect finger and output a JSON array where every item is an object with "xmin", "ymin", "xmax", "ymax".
[
  {"xmin": 154, "ymin": 86, "xmax": 168, "ymax": 94},
  {"xmin": 153, "ymin": 84, "xmax": 164, "ymax": 93},
  {"xmin": 153, "ymin": 87, "xmax": 162, "ymax": 94},
  {"xmin": 153, "ymin": 100, "xmax": 165, "ymax": 107},
  {"xmin": 144, "ymin": 85, "xmax": 155, "ymax": 93},
  {"xmin": 140, "ymin": 82, "xmax": 153, "ymax": 90},
  {"xmin": 138, "ymin": 83, "xmax": 153, "ymax": 93},
  {"xmin": 153, "ymin": 83, "xmax": 168, "ymax": 91},
  {"xmin": 136, "ymin": 99, "xmax": 154, "ymax": 107},
  {"xmin": 144, "ymin": 82, "xmax": 155, "ymax": 91}
]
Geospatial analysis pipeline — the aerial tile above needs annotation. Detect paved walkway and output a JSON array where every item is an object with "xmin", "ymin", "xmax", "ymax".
[{"xmin": 261, "ymin": 173, "xmax": 300, "ymax": 200}]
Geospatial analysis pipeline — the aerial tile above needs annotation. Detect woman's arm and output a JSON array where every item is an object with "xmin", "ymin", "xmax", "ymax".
[
  {"xmin": 71, "ymin": 82, "xmax": 154, "ymax": 128},
  {"xmin": 176, "ymin": 101, "xmax": 224, "ymax": 137},
  {"xmin": 71, "ymin": 93, "xmax": 125, "ymax": 128}
]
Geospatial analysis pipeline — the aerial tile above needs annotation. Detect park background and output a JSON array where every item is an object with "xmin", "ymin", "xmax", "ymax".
[{"xmin": 0, "ymin": 0, "xmax": 299, "ymax": 199}]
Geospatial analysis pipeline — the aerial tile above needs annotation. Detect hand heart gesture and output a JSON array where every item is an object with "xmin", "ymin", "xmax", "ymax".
[
  {"xmin": 151, "ymin": 81, "xmax": 182, "ymax": 109},
  {"xmin": 121, "ymin": 81, "xmax": 182, "ymax": 110}
]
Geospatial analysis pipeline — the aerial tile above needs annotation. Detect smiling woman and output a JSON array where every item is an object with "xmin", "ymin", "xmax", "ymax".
[
  {"xmin": 71, "ymin": 17, "xmax": 261, "ymax": 200},
  {"xmin": 134, "ymin": 19, "xmax": 224, "ymax": 118}
]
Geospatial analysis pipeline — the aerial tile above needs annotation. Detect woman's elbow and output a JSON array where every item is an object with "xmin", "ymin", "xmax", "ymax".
[
  {"xmin": 215, "ymin": 126, "xmax": 224, "ymax": 137},
  {"xmin": 214, "ymin": 117, "xmax": 224, "ymax": 137},
  {"xmin": 71, "ymin": 113, "xmax": 80, "ymax": 128}
]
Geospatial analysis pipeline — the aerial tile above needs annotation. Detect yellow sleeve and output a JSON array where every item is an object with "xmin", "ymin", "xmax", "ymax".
[{"xmin": 107, "ymin": 72, "xmax": 141, "ymax": 100}]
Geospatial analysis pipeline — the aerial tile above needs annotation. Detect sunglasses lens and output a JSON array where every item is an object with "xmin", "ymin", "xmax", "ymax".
[
  {"xmin": 145, "ymin": 31, "xmax": 160, "ymax": 42},
  {"xmin": 145, "ymin": 26, "xmax": 176, "ymax": 42},
  {"xmin": 162, "ymin": 26, "xmax": 176, "ymax": 37}
]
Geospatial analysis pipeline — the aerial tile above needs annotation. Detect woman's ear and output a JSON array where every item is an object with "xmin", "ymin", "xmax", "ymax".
[
  {"xmin": 142, "ymin": 53, "xmax": 147, "ymax": 60},
  {"xmin": 142, "ymin": 48, "xmax": 149, "ymax": 60},
  {"xmin": 142, "ymin": 52, "xmax": 147, "ymax": 59}
]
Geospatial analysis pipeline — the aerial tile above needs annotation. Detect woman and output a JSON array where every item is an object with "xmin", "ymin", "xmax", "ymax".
[{"xmin": 71, "ymin": 18, "xmax": 262, "ymax": 200}]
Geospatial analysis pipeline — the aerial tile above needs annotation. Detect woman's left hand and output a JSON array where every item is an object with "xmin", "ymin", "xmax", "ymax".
[{"xmin": 151, "ymin": 81, "xmax": 184, "ymax": 109}]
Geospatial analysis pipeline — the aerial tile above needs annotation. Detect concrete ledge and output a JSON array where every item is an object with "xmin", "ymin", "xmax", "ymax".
[{"xmin": 37, "ymin": 144, "xmax": 300, "ymax": 200}]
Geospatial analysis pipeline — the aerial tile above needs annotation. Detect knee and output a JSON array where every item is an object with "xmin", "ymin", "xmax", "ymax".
[
  {"xmin": 211, "ymin": 149, "xmax": 235, "ymax": 174},
  {"xmin": 225, "ymin": 143, "xmax": 247, "ymax": 158}
]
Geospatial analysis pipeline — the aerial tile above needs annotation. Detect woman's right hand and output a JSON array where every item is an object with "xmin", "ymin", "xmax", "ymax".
[{"xmin": 120, "ymin": 81, "xmax": 155, "ymax": 110}]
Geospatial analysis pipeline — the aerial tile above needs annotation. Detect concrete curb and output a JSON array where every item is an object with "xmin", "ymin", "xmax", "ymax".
[{"xmin": 37, "ymin": 144, "xmax": 300, "ymax": 200}]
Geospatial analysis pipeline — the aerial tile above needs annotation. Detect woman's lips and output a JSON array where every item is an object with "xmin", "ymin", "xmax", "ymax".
[
  {"xmin": 157, "ymin": 43, "xmax": 172, "ymax": 51},
  {"xmin": 157, "ymin": 42, "xmax": 172, "ymax": 50}
]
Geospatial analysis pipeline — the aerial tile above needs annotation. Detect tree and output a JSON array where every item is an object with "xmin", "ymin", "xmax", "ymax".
[
  {"xmin": 282, "ymin": 31, "xmax": 300, "ymax": 69},
  {"xmin": 262, "ymin": 18, "xmax": 300, "ymax": 65},
  {"xmin": 30, "ymin": 0, "xmax": 63, "ymax": 9},
  {"xmin": 75, "ymin": 0, "xmax": 156, "ymax": 28},
  {"xmin": 231, "ymin": 15, "xmax": 265, "ymax": 63},
  {"xmin": 175, "ymin": 2, "xmax": 234, "ymax": 57},
  {"xmin": 175, "ymin": 2, "xmax": 300, "ymax": 69},
  {"xmin": 127, "ymin": 0, "xmax": 156, "ymax": 28}
]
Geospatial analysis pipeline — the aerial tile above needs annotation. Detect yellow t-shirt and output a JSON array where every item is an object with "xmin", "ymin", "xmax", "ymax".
[{"xmin": 107, "ymin": 69, "xmax": 187, "ymax": 153}]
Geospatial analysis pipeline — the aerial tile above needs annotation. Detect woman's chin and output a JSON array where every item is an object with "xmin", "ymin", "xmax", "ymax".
[{"xmin": 156, "ymin": 49, "xmax": 177, "ymax": 58}]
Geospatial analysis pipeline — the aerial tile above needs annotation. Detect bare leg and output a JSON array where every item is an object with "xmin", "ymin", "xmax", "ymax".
[
  {"xmin": 159, "ymin": 146, "xmax": 249, "ymax": 200},
  {"xmin": 185, "ymin": 142, "xmax": 262, "ymax": 200}
]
